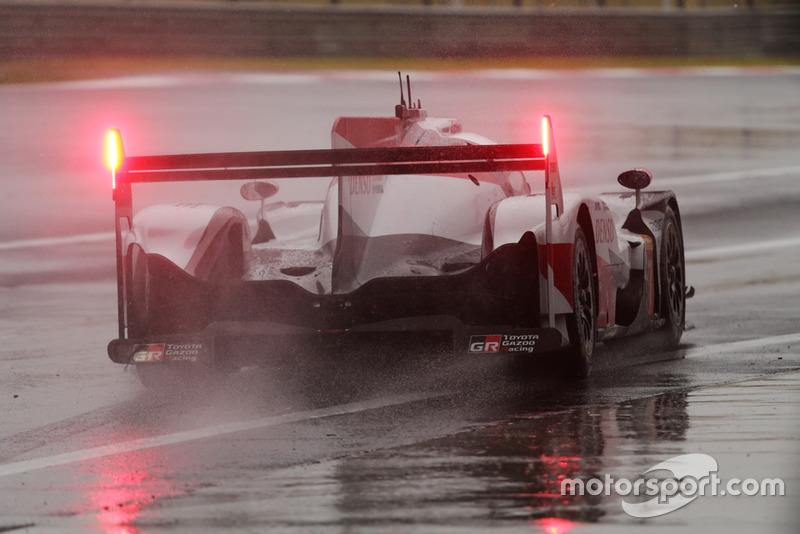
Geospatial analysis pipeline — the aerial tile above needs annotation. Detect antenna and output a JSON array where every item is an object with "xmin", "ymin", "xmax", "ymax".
[
  {"xmin": 395, "ymin": 71, "xmax": 425, "ymax": 120},
  {"xmin": 398, "ymin": 71, "xmax": 406, "ymax": 108}
]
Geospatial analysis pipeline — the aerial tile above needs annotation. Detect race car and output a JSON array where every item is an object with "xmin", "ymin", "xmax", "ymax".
[{"xmin": 106, "ymin": 78, "xmax": 687, "ymax": 385}]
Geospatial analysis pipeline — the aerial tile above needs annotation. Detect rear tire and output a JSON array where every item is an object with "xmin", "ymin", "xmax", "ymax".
[
  {"xmin": 563, "ymin": 226, "xmax": 596, "ymax": 380},
  {"xmin": 659, "ymin": 208, "xmax": 685, "ymax": 348},
  {"xmin": 126, "ymin": 244, "xmax": 149, "ymax": 339}
]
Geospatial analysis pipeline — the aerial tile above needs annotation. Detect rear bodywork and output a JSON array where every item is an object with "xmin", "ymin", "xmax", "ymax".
[{"xmin": 106, "ymin": 99, "xmax": 682, "ymax": 371}]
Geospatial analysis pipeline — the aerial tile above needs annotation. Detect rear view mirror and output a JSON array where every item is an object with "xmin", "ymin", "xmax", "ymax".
[
  {"xmin": 241, "ymin": 180, "xmax": 279, "ymax": 201},
  {"xmin": 617, "ymin": 168, "xmax": 652, "ymax": 191}
]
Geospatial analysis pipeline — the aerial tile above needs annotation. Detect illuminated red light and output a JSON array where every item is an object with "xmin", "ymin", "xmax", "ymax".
[
  {"xmin": 541, "ymin": 116, "xmax": 549, "ymax": 156},
  {"xmin": 106, "ymin": 129, "xmax": 125, "ymax": 187}
]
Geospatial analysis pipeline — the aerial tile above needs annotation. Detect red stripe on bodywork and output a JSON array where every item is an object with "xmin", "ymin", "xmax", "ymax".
[
  {"xmin": 595, "ymin": 253, "xmax": 614, "ymax": 327},
  {"xmin": 538, "ymin": 243, "xmax": 574, "ymax": 308},
  {"xmin": 538, "ymin": 242, "xmax": 616, "ymax": 327}
]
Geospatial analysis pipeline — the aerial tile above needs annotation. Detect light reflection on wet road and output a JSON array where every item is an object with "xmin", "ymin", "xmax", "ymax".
[{"xmin": 1, "ymin": 70, "xmax": 800, "ymax": 532}]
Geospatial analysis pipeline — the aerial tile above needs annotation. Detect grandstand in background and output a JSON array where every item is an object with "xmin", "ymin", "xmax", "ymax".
[{"xmin": 192, "ymin": 0, "xmax": 800, "ymax": 9}]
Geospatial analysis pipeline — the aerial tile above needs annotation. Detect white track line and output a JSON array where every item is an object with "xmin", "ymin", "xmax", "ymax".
[
  {"xmin": 0, "ymin": 391, "xmax": 443, "ymax": 478},
  {"xmin": 38, "ymin": 66, "xmax": 800, "ymax": 90},
  {"xmin": 685, "ymin": 235, "xmax": 800, "ymax": 262},
  {"xmin": 0, "ymin": 232, "xmax": 114, "ymax": 251},
  {"xmin": 657, "ymin": 165, "xmax": 800, "ymax": 188},
  {"xmin": 683, "ymin": 332, "xmax": 800, "ymax": 358},
  {"xmin": 1, "ymin": 166, "xmax": 797, "ymax": 252},
  {"xmin": 2, "ymin": 333, "xmax": 799, "ymax": 478},
  {"xmin": 0, "ymin": 226, "xmax": 796, "ymax": 264}
]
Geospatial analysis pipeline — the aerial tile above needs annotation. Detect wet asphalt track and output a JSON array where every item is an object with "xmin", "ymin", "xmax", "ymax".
[{"xmin": 1, "ymin": 69, "xmax": 800, "ymax": 533}]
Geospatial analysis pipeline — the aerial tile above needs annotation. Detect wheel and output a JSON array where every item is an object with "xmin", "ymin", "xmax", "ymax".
[
  {"xmin": 126, "ymin": 244, "xmax": 149, "ymax": 339},
  {"xmin": 659, "ymin": 207, "xmax": 685, "ymax": 348},
  {"xmin": 563, "ymin": 226, "xmax": 596, "ymax": 380}
]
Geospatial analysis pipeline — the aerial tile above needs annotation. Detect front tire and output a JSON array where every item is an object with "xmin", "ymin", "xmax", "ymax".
[{"xmin": 563, "ymin": 226, "xmax": 597, "ymax": 380}]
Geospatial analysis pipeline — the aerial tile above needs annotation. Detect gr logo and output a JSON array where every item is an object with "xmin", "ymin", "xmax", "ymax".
[
  {"xmin": 132, "ymin": 343, "xmax": 165, "ymax": 363},
  {"xmin": 469, "ymin": 335, "xmax": 502, "ymax": 353}
]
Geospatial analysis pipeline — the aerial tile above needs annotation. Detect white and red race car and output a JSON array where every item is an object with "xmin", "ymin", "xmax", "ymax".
[{"xmin": 106, "ymin": 80, "xmax": 687, "ymax": 385}]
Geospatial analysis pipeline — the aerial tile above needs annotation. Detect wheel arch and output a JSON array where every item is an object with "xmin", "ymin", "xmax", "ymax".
[{"xmin": 667, "ymin": 197, "xmax": 684, "ymax": 236}]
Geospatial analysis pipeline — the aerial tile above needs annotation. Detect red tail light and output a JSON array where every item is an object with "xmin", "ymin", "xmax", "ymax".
[
  {"xmin": 541, "ymin": 116, "xmax": 550, "ymax": 156},
  {"xmin": 105, "ymin": 129, "xmax": 125, "ymax": 188}
]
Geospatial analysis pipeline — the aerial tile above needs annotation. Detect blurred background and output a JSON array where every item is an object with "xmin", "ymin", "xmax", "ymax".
[
  {"xmin": 1, "ymin": 0, "xmax": 798, "ymax": 73},
  {"xmin": 1, "ymin": 3, "xmax": 800, "ymax": 532}
]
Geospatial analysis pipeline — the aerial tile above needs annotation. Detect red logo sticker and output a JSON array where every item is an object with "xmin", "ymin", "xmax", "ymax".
[
  {"xmin": 133, "ymin": 343, "xmax": 165, "ymax": 363},
  {"xmin": 469, "ymin": 334, "xmax": 542, "ymax": 354},
  {"xmin": 469, "ymin": 335, "xmax": 502, "ymax": 353}
]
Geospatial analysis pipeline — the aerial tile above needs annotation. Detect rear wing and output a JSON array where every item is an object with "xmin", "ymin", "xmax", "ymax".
[{"xmin": 106, "ymin": 116, "xmax": 564, "ymax": 337}]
